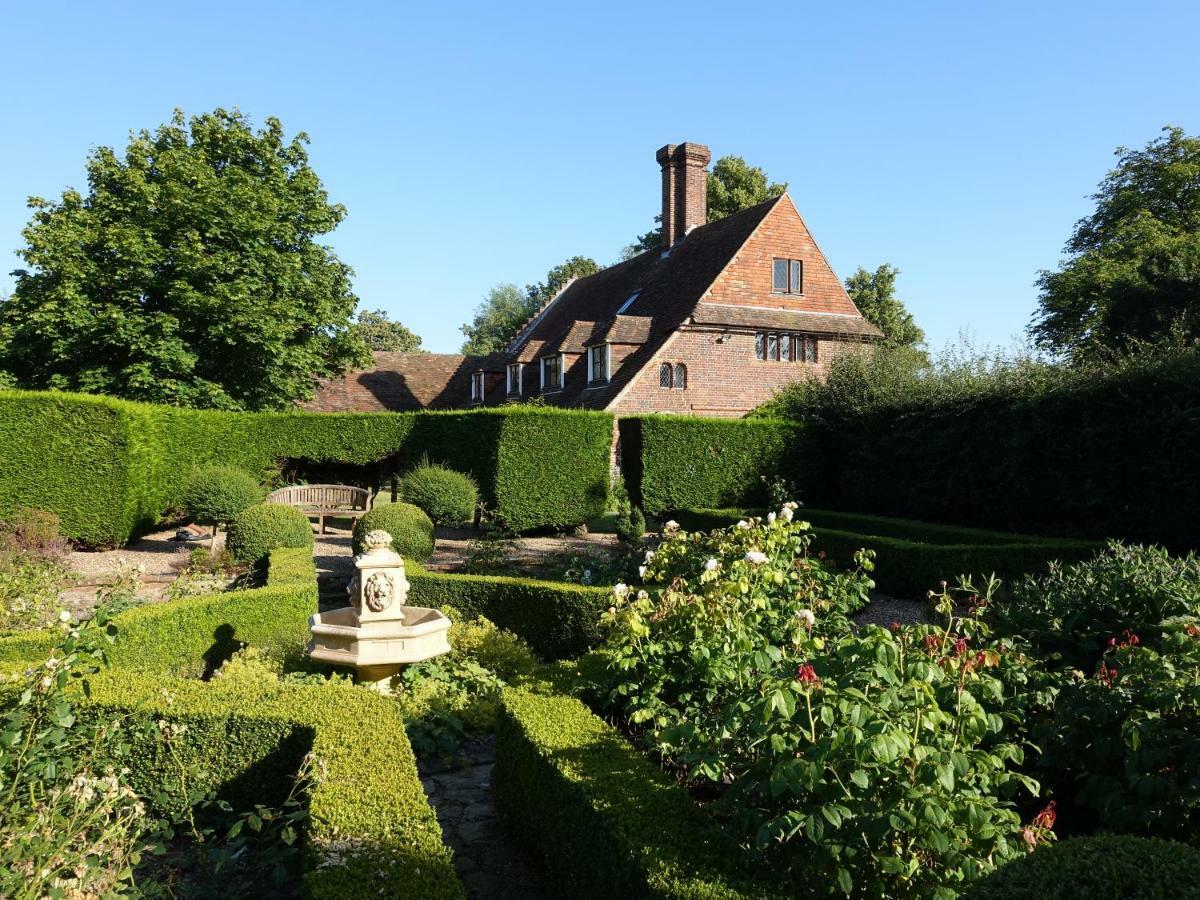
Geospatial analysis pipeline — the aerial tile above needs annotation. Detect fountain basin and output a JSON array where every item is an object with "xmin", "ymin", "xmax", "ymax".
[{"xmin": 308, "ymin": 605, "xmax": 451, "ymax": 682}]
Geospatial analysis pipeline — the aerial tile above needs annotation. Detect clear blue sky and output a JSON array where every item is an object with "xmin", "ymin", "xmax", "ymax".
[{"xmin": 2, "ymin": 1, "xmax": 1197, "ymax": 354}]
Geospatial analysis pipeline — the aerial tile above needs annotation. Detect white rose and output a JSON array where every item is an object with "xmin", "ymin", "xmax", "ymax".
[
  {"xmin": 704, "ymin": 558, "xmax": 720, "ymax": 572},
  {"xmin": 780, "ymin": 507, "xmax": 794, "ymax": 522},
  {"xmin": 735, "ymin": 520, "xmax": 750, "ymax": 530},
  {"xmin": 795, "ymin": 608, "xmax": 816, "ymax": 629},
  {"xmin": 613, "ymin": 583, "xmax": 629, "ymax": 598},
  {"xmin": 58, "ymin": 610, "xmax": 71, "ymax": 623},
  {"xmin": 744, "ymin": 551, "xmax": 768, "ymax": 565},
  {"xmin": 644, "ymin": 550, "xmax": 655, "ymax": 564},
  {"xmin": 767, "ymin": 511, "xmax": 777, "ymax": 523},
  {"xmin": 664, "ymin": 520, "xmax": 680, "ymax": 532},
  {"xmin": 638, "ymin": 565, "xmax": 647, "ymax": 579}
]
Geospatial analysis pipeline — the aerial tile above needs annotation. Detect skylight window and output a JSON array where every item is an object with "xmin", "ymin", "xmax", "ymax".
[{"xmin": 616, "ymin": 290, "xmax": 642, "ymax": 315}]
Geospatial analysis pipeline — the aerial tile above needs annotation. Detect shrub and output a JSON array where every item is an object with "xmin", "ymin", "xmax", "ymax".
[
  {"xmin": 353, "ymin": 503, "xmax": 435, "ymax": 562},
  {"xmin": 0, "ymin": 553, "xmax": 69, "ymax": 632},
  {"xmin": 1035, "ymin": 629, "xmax": 1200, "ymax": 841},
  {"xmin": 964, "ymin": 834, "xmax": 1200, "ymax": 900},
  {"xmin": 180, "ymin": 465, "xmax": 263, "ymax": 527},
  {"xmin": 0, "ymin": 507, "xmax": 69, "ymax": 558},
  {"xmin": 494, "ymin": 688, "xmax": 776, "ymax": 899},
  {"xmin": 992, "ymin": 542, "xmax": 1200, "ymax": 670},
  {"xmin": 226, "ymin": 503, "xmax": 314, "ymax": 566},
  {"xmin": 599, "ymin": 514, "xmax": 1048, "ymax": 897},
  {"xmin": 398, "ymin": 460, "xmax": 478, "ymax": 526}
]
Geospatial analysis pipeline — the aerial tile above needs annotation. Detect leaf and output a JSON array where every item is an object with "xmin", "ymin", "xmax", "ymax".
[
  {"xmin": 850, "ymin": 769, "xmax": 869, "ymax": 789},
  {"xmin": 936, "ymin": 763, "xmax": 955, "ymax": 791},
  {"xmin": 836, "ymin": 867, "xmax": 853, "ymax": 895}
]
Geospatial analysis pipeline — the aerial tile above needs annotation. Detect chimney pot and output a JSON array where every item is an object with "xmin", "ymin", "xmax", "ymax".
[{"xmin": 657, "ymin": 142, "xmax": 711, "ymax": 248}]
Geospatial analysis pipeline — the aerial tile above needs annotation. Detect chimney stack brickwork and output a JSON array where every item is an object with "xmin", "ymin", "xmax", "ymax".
[{"xmin": 657, "ymin": 142, "xmax": 711, "ymax": 248}]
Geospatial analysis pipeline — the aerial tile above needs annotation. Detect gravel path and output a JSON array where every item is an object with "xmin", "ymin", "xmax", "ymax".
[{"xmin": 427, "ymin": 527, "xmax": 620, "ymax": 575}]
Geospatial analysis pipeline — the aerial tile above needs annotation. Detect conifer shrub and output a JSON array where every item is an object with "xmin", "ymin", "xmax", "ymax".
[
  {"xmin": 353, "ymin": 503, "xmax": 435, "ymax": 561},
  {"xmin": 398, "ymin": 461, "xmax": 478, "ymax": 526},
  {"xmin": 180, "ymin": 466, "xmax": 263, "ymax": 528},
  {"xmin": 226, "ymin": 503, "xmax": 314, "ymax": 566}
]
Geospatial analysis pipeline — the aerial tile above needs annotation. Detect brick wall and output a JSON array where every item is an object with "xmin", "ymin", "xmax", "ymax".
[{"xmin": 611, "ymin": 327, "xmax": 863, "ymax": 417}]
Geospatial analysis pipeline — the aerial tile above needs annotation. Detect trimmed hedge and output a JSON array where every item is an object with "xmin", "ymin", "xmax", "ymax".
[
  {"xmin": 408, "ymin": 567, "xmax": 609, "ymax": 660},
  {"xmin": 963, "ymin": 834, "xmax": 1200, "ymax": 900},
  {"xmin": 494, "ymin": 688, "xmax": 779, "ymax": 899},
  {"xmin": 84, "ymin": 671, "xmax": 464, "ymax": 899},
  {"xmin": 226, "ymin": 502, "xmax": 315, "ymax": 566},
  {"xmin": 673, "ymin": 508, "xmax": 1101, "ymax": 596},
  {"xmin": 353, "ymin": 503, "xmax": 435, "ymax": 561},
  {"xmin": 0, "ymin": 391, "xmax": 613, "ymax": 545},
  {"xmin": 619, "ymin": 415, "xmax": 812, "ymax": 515}
]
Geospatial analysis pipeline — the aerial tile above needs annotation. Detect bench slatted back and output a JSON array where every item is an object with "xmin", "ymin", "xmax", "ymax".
[{"xmin": 268, "ymin": 484, "xmax": 369, "ymax": 511}]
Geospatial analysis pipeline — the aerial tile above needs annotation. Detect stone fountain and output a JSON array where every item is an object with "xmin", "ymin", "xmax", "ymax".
[{"xmin": 307, "ymin": 529, "xmax": 451, "ymax": 687}]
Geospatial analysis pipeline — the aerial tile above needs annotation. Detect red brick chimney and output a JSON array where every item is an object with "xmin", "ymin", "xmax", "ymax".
[{"xmin": 656, "ymin": 142, "xmax": 711, "ymax": 249}]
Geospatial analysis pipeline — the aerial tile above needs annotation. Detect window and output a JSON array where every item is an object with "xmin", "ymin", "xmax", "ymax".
[
  {"xmin": 506, "ymin": 363, "xmax": 522, "ymax": 395},
  {"xmin": 674, "ymin": 363, "xmax": 687, "ymax": 389},
  {"xmin": 755, "ymin": 332, "xmax": 819, "ymax": 364},
  {"xmin": 470, "ymin": 371, "xmax": 485, "ymax": 402},
  {"xmin": 767, "ymin": 333, "xmax": 779, "ymax": 361},
  {"xmin": 780, "ymin": 334, "xmax": 791, "ymax": 362},
  {"xmin": 755, "ymin": 332, "xmax": 766, "ymax": 360},
  {"xmin": 772, "ymin": 258, "xmax": 804, "ymax": 294},
  {"xmin": 659, "ymin": 363, "xmax": 672, "ymax": 388},
  {"xmin": 541, "ymin": 355, "xmax": 563, "ymax": 391},
  {"xmin": 588, "ymin": 344, "xmax": 609, "ymax": 383},
  {"xmin": 616, "ymin": 290, "xmax": 642, "ymax": 315}
]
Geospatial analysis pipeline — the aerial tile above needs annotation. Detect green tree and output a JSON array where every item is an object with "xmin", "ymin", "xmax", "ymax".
[
  {"xmin": 1032, "ymin": 126, "xmax": 1200, "ymax": 357},
  {"xmin": 844, "ymin": 264, "xmax": 926, "ymax": 348},
  {"xmin": 352, "ymin": 309, "xmax": 422, "ymax": 352},
  {"xmin": 460, "ymin": 256, "xmax": 601, "ymax": 355},
  {"xmin": 622, "ymin": 154, "xmax": 787, "ymax": 257},
  {"xmin": 459, "ymin": 283, "xmax": 534, "ymax": 355},
  {"xmin": 0, "ymin": 108, "xmax": 366, "ymax": 411}
]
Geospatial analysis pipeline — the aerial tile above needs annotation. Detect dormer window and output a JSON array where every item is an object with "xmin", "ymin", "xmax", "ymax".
[
  {"xmin": 588, "ymin": 344, "xmax": 610, "ymax": 384},
  {"xmin": 506, "ymin": 363, "xmax": 522, "ymax": 396},
  {"xmin": 540, "ymin": 354, "xmax": 563, "ymax": 391},
  {"xmin": 772, "ymin": 258, "xmax": 803, "ymax": 294},
  {"xmin": 470, "ymin": 371, "xmax": 485, "ymax": 403}
]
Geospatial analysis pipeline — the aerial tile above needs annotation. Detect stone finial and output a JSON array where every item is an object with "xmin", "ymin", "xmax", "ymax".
[{"xmin": 363, "ymin": 529, "xmax": 393, "ymax": 551}]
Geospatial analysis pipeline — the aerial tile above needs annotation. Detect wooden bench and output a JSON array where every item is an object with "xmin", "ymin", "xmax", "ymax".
[{"xmin": 267, "ymin": 484, "xmax": 371, "ymax": 534}]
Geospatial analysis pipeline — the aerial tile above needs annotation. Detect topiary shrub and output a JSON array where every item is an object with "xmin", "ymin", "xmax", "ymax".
[
  {"xmin": 398, "ymin": 461, "xmax": 478, "ymax": 526},
  {"xmin": 180, "ymin": 466, "xmax": 263, "ymax": 528},
  {"xmin": 226, "ymin": 503, "xmax": 314, "ymax": 566},
  {"xmin": 964, "ymin": 834, "xmax": 1200, "ymax": 900},
  {"xmin": 353, "ymin": 503, "xmax": 435, "ymax": 562}
]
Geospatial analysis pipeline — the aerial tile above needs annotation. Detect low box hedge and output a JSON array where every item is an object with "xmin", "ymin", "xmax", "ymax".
[
  {"xmin": 408, "ymin": 567, "xmax": 610, "ymax": 660},
  {"xmin": 672, "ymin": 508, "xmax": 1101, "ymax": 596},
  {"xmin": 83, "ymin": 670, "xmax": 464, "ymax": 900},
  {"xmin": 493, "ymin": 687, "xmax": 779, "ymax": 899}
]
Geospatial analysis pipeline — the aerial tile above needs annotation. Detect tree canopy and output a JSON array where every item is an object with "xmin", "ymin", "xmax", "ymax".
[
  {"xmin": 0, "ymin": 108, "xmax": 366, "ymax": 410},
  {"xmin": 460, "ymin": 256, "xmax": 599, "ymax": 355},
  {"xmin": 352, "ymin": 309, "xmax": 422, "ymax": 352},
  {"xmin": 844, "ymin": 264, "xmax": 926, "ymax": 348},
  {"xmin": 622, "ymin": 154, "xmax": 787, "ymax": 258},
  {"xmin": 1031, "ymin": 126, "xmax": 1200, "ymax": 357}
]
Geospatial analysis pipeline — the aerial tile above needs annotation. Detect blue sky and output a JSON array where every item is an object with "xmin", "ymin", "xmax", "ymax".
[{"xmin": 2, "ymin": 1, "xmax": 1197, "ymax": 354}]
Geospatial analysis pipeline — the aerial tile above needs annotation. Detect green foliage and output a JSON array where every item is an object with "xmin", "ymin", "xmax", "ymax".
[
  {"xmin": 965, "ymin": 834, "xmax": 1200, "ymax": 900},
  {"xmin": 844, "ymin": 264, "xmax": 926, "ymax": 349},
  {"xmin": 612, "ymin": 476, "xmax": 645, "ymax": 548},
  {"xmin": 756, "ymin": 344, "xmax": 1200, "ymax": 548},
  {"xmin": 620, "ymin": 415, "xmax": 812, "ymax": 516},
  {"xmin": 992, "ymin": 542, "xmax": 1200, "ymax": 670},
  {"xmin": 180, "ymin": 466, "xmax": 263, "ymax": 527},
  {"xmin": 600, "ymin": 528, "xmax": 1047, "ymax": 897},
  {"xmin": 0, "ymin": 108, "xmax": 366, "ymax": 411},
  {"xmin": 351, "ymin": 309, "xmax": 422, "ymax": 352},
  {"xmin": 494, "ymin": 688, "xmax": 777, "ymax": 899},
  {"xmin": 226, "ymin": 503, "xmax": 314, "ymax": 566},
  {"xmin": 352, "ymin": 503, "xmax": 435, "ymax": 561},
  {"xmin": 524, "ymin": 255, "xmax": 600, "ymax": 308},
  {"xmin": 1036, "ymin": 629, "xmax": 1200, "ymax": 841},
  {"xmin": 1032, "ymin": 126, "xmax": 1200, "ymax": 358},
  {"xmin": 459, "ymin": 283, "xmax": 535, "ymax": 355},
  {"xmin": 0, "ymin": 507, "xmax": 69, "ymax": 558},
  {"xmin": 398, "ymin": 460, "xmax": 478, "ymax": 526},
  {"xmin": 408, "ymin": 567, "xmax": 610, "ymax": 660},
  {"xmin": 0, "ymin": 553, "xmax": 69, "ymax": 633},
  {"xmin": 0, "ymin": 392, "xmax": 611, "ymax": 544}
]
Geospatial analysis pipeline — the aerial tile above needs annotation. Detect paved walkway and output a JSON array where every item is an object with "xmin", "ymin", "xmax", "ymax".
[{"xmin": 419, "ymin": 737, "xmax": 557, "ymax": 900}]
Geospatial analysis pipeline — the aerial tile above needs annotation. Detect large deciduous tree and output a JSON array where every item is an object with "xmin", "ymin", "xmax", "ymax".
[
  {"xmin": 844, "ymin": 264, "xmax": 926, "ymax": 349},
  {"xmin": 460, "ymin": 256, "xmax": 600, "ymax": 355},
  {"xmin": 0, "ymin": 108, "xmax": 367, "ymax": 410},
  {"xmin": 622, "ymin": 154, "xmax": 787, "ymax": 258},
  {"xmin": 1031, "ymin": 126, "xmax": 1200, "ymax": 357},
  {"xmin": 352, "ymin": 309, "xmax": 422, "ymax": 352}
]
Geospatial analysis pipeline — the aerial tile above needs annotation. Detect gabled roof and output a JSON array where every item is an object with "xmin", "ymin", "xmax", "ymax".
[
  {"xmin": 305, "ymin": 351, "xmax": 496, "ymax": 413},
  {"xmin": 507, "ymin": 195, "xmax": 786, "ymax": 408}
]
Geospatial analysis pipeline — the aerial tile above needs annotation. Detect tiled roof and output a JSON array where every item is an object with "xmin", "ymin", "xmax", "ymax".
[
  {"xmin": 691, "ymin": 305, "xmax": 884, "ymax": 338},
  {"xmin": 304, "ymin": 351, "xmax": 494, "ymax": 413}
]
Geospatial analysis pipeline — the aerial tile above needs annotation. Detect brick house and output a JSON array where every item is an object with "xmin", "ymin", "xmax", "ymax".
[{"xmin": 307, "ymin": 142, "xmax": 881, "ymax": 417}]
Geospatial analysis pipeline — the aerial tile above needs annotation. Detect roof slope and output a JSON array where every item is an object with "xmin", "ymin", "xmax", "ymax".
[{"xmin": 304, "ymin": 351, "xmax": 487, "ymax": 413}]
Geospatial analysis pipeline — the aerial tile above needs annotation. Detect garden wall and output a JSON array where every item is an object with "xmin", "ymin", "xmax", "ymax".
[{"xmin": 0, "ymin": 391, "xmax": 613, "ymax": 544}]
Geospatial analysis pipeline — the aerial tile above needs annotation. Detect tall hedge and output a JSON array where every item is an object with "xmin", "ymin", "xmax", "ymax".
[
  {"xmin": 620, "ymin": 415, "xmax": 813, "ymax": 515},
  {"xmin": 0, "ymin": 392, "xmax": 613, "ymax": 544}
]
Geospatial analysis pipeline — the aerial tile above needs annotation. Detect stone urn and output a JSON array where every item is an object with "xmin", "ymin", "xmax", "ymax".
[{"xmin": 307, "ymin": 529, "xmax": 451, "ymax": 687}]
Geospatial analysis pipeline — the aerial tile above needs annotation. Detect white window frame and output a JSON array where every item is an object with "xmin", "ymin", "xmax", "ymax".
[
  {"xmin": 470, "ymin": 371, "xmax": 485, "ymax": 402},
  {"xmin": 540, "ymin": 354, "xmax": 565, "ymax": 392},
  {"xmin": 506, "ymin": 362, "xmax": 522, "ymax": 395},
  {"xmin": 588, "ymin": 344, "xmax": 610, "ymax": 384}
]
